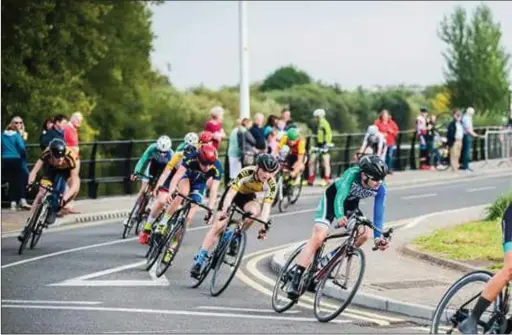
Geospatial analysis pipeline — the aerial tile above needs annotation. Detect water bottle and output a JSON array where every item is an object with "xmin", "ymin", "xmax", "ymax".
[{"xmin": 318, "ymin": 248, "xmax": 338, "ymax": 269}]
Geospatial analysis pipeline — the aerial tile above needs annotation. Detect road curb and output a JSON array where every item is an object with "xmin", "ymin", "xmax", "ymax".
[
  {"xmin": 269, "ymin": 245, "xmax": 436, "ymax": 320},
  {"xmin": 399, "ymin": 244, "xmax": 481, "ymax": 273}
]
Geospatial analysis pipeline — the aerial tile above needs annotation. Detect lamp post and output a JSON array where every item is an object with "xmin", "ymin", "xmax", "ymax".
[{"xmin": 239, "ymin": 1, "xmax": 250, "ymax": 119}]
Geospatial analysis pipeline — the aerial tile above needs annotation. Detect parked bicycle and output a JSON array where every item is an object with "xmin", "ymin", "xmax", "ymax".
[
  {"xmin": 18, "ymin": 182, "xmax": 62, "ymax": 255},
  {"xmin": 430, "ymin": 270, "xmax": 512, "ymax": 334},
  {"xmin": 122, "ymin": 173, "xmax": 157, "ymax": 239},
  {"xmin": 271, "ymin": 210, "xmax": 393, "ymax": 322},
  {"xmin": 190, "ymin": 202, "xmax": 272, "ymax": 297}
]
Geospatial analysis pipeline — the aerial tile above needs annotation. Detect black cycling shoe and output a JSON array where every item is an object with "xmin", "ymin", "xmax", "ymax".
[
  {"xmin": 286, "ymin": 271, "xmax": 302, "ymax": 300},
  {"xmin": 227, "ymin": 238, "xmax": 239, "ymax": 256},
  {"xmin": 306, "ymin": 280, "xmax": 317, "ymax": 293},
  {"xmin": 457, "ymin": 317, "xmax": 477, "ymax": 334},
  {"xmin": 190, "ymin": 263, "xmax": 202, "ymax": 279}
]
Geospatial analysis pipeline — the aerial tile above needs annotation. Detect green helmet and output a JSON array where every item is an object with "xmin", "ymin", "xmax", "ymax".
[{"xmin": 287, "ymin": 128, "xmax": 300, "ymax": 141}]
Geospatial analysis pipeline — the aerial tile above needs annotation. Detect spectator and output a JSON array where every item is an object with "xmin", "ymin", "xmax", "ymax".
[
  {"xmin": 267, "ymin": 129, "xmax": 279, "ymax": 156},
  {"xmin": 374, "ymin": 109, "xmax": 399, "ymax": 174},
  {"xmin": 2, "ymin": 120, "xmax": 28, "ymax": 211},
  {"xmin": 9, "ymin": 116, "xmax": 31, "ymax": 209},
  {"xmin": 39, "ymin": 118, "xmax": 54, "ymax": 144},
  {"xmin": 461, "ymin": 107, "xmax": 482, "ymax": 172},
  {"xmin": 426, "ymin": 114, "xmax": 437, "ymax": 169},
  {"xmin": 249, "ymin": 112, "xmax": 266, "ymax": 151},
  {"xmin": 227, "ymin": 119, "xmax": 242, "ymax": 179},
  {"xmin": 263, "ymin": 115, "xmax": 278, "ymax": 139},
  {"xmin": 238, "ymin": 118, "xmax": 257, "ymax": 167},
  {"xmin": 40, "ymin": 114, "xmax": 68, "ymax": 151},
  {"xmin": 276, "ymin": 118, "xmax": 287, "ymax": 140},
  {"xmin": 61, "ymin": 112, "xmax": 83, "ymax": 215},
  {"xmin": 204, "ymin": 106, "xmax": 226, "ymax": 150},
  {"xmin": 281, "ymin": 108, "xmax": 296, "ymax": 130},
  {"xmin": 446, "ymin": 108, "xmax": 464, "ymax": 172},
  {"xmin": 416, "ymin": 107, "xmax": 430, "ymax": 170}
]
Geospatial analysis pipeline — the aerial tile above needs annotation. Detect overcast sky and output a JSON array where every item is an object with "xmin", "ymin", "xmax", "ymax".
[{"xmin": 149, "ymin": 1, "xmax": 512, "ymax": 90}]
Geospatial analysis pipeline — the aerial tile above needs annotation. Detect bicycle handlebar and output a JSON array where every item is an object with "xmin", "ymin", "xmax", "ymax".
[
  {"xmin": 172, "ymin": 190, "xmax": 213, "ymax": 213},
  {"xmin": 227, "ymin": 203, "xmax": 273, "ymax": 231},
  {"xmin": 133, "ymin": 172, "xmax": 153, "ymax": 180},
  {"xmin": 28, "ymin": 181, "xmax": 54, "ymax": 193}
]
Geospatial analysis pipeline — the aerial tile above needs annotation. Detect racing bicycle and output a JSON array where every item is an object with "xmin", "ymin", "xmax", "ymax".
[{"xmin": 122, "ymin": 172, "xmax": 156, "ymax": 239}]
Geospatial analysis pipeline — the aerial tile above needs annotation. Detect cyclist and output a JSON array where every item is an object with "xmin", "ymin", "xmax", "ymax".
[
  {"xmin": 277, "ymin": 127, "xmax": 306, "ymax": 185},
  {"xmin": 138, "ymin": 144, "xmax": 223, "ymax": 245},
  {"xmin": 190, "ymin": 153, "xmax": 279, "ymax": 278},
  {"xmin": 306, "ymin": 109, "xmax": 333, "ymax": 187},
  {"xmin": 286, "ymin": 155, "xmax": 390, "ymax": 299},
  {"xmin": 458, "ymin": 202, "xmax": 512, "ymax": 334},
  {"xmin": 18, "ymin": 139, "xmax": 79, "ymax": 242},
  {"xmin": 175, "ymin": 132, "xmax": 200, "ymax": 153},
  {"xmin": 357, "ymin": 125, "xmax": 386, "ymax": 161}
]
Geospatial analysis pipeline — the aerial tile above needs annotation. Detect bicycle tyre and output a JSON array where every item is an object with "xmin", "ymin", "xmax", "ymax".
[
  {"xmin": 313, "ymin": 247, "xmax": 366, "ymax": 322},
  {"xmin": 123, "ymin": 194, "xmax": 144, "ymax": 239},
  {"xmin": 271, "ymin": 242, "xmax": 306, "ymax": 313},
  {"xmin": 155, "ymin": 220, "xmax": 187, "ymax": 278},
  {"xmin": 30, "ymin": 201, "xmax": 50, "ymax": 249},
  {"xmin": 18, "ymin": 202, "xmax": 43, "ymax": 255},
  {"xmin": 289, "ymin": 176, "xmax": 303, "ymax": 204},
  {"xmin": 135, "ymin": 193, "xmax": 152, "ymax": 236},
  {"xmin": 210, "ymin": 230, "xmax": 247, "ymax": 297},
  {"xmin": 430, "ymin": 270, "xmax": 498, "ymax": 334}
]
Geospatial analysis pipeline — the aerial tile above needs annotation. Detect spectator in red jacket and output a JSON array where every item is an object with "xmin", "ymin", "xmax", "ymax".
[
  {"xmin": 374, "ymin": 109, "xmax": 399, "ymax": 173},
  {"xmin": 204, "ymin": 106, "xmax": 226, "ymax": 150}
]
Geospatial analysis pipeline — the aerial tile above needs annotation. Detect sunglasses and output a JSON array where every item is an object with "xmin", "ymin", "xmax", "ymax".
[
  {"xmin": 365, "ymin": 173, "xmax": 383, "ymax": 182},
  {"xmin": 13, "ymin": 121, "xmax": 23, "ymax": 124}
]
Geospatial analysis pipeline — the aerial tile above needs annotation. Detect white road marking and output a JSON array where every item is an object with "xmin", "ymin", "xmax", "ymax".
[
  {"xmin": 1, "ymin": 299, "xmax": 102, "ymax": 305},
  {"xmin": 48, "ymin": 260, "xmax": 169, "ymax": 287},
  {"xmin": 401, "ymin": 193, "xmax": 437, "ymax": 200},
  {"xmin": 466, "ymin": 186, "xmax": 497, "ymax": 193},
  {"xmin": 0, "ymin": 304, "xmax": 351, "ymax": 324},
  {"xmin": 402, "ymin": 203, "xmax": 489, "ymax": 230},
  {"xmin": 196, "ymin": 306, "xmax": 300, "ymax": 314}
]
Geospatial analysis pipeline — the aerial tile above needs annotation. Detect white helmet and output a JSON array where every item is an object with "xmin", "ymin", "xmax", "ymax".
[
  {"xmin": 313, "ymin": 109, "xmax": 326, "ymax": 118},
  {"xmin": 156, "ymin": 135, "xmax": 172, "ymax": 152},
  {"xmin": 367, "ymin": 125, "xmax": 379, "ymax": 136},
  {"xmin": 184, "ymin": 132, "xmax": 199, "ymax": 145}
]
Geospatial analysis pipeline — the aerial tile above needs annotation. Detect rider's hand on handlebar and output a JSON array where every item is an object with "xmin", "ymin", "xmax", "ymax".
[
  {"xmin": 257, "ymin": 224, "xmax": 267, "ymax": 240},
  {"xmin": 374, "ymin": 237, "xmax": 390, "ymax": 251},
  {"xmin": 204, "ymin": 211, "xmax": 212, "ymax": 224},
  {"xmin": 130, "ymin": 174, "xmax": 137, "ymax": 182},
  {"xmin": 336, "ymin": 216, "xmax": 348, "ymax": 228},
  {"xmin": 217, "ymin": 210, "xmax": 228, "ymax": 221}
]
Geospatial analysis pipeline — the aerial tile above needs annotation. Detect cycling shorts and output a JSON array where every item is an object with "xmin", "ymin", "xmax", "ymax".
[
  {"xmin": 502, "ymin": 203, "xmax": 512, "ymax": 253},
  {"xmin": 217, "ymin": 187, "xmax": 257, "ymax": 211},
  {"xmin": 314, "ymin": 183, "xmax": 359, "ymax": 228}
]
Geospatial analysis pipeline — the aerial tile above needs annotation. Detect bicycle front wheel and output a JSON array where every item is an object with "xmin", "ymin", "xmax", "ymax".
[
  {"xmin": 210, "ymin": 230, "xmax": 247, "ymax": 297},
  {"xmin": 155, "ymin": 221, "xmax": 187, "ymax": 278},
  {"xmin": 18, "ymin": 202, "xmax": 43, "ymax": 255},
  {"xmin": 430, "ymin": 270, "xmax": 499, "ymax": 334},
  {"xmin": 123, "ymin": 194, "xmax": 144, "ymax": 239},
  {"xmin": 30, "ymin": 201, "xmax": 50, "ymax": 249},
  {"xmin": 314, "ymin": 247, "xmax": 366, "ymax": 322}
]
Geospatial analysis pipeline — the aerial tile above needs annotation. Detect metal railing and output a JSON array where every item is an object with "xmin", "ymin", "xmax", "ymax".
[{"xmin": 2, "ymin": 126, "xmax": 500, "ymax": 201}]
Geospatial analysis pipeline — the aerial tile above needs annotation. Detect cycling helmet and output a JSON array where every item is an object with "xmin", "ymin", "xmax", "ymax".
[
  {"xmin": 367, "ymin": 125, "xmax": 379, "ymax": 136},
  {"xmin": 199, "ymin": 131, "xmax": 214, "ymax": 144},
  {"xmin": 156, "ymin": 135, "xmax": 172, "ymax": 152},
  {"xmin": 184, "ymin": 132, "xmax": 199, "ymax": 145},
  {"xmin": 198, "ymin": 144, "xmax": 217, "ymax": 165},
  {"xmin": 313, "ymin": 109, "xmax": 326, "ymax": 118},
  {"xmin": 49, "ymin": 138, "xmax": 66, "ymax": 159},
  {"xmin": 256, "ymin": 153, "xmax": 279, "ymax": 173},
  {"xmin": 359, "ymin": 155, "xmax": 388, "ymax": 181},
  {"xmin": 287, "ymin": 127, "xmax": 300, "ymax": 141}
]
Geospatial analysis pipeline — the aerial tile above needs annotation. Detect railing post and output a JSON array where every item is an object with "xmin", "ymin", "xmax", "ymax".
[
  {"xmin": 88, "ymin": 142, "xmax": 98, "ymax": 199},
  {"xmin": 479, "ymin": 128, "xmax": 486, "ymax": 161},
  {"xmin": 124, "ymin": 140, "xmax": 134, "ymax": 195},
  {"xmin": 472, "ymin": 132, "xmax": 478, "ymax": 162},
  {"xmin": 410, "ymin": 132, "xmax": 417, "ymax": 170},
  {"xmin": 396, "ymin": 132, "xmax": 402, "ymax": 171}
]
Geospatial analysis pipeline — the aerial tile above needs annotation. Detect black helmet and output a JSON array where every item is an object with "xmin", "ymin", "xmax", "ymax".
[
  {"xmin": 256, "ymin": 153, "xmax": 279, "ymax": 173},
  {"xmin": 359, "ymin": 155, "xmax": 388, "ymax": 180},
  {"xmin": 49, "ymin": 139, "xmax": 66, "ymax": 159}
]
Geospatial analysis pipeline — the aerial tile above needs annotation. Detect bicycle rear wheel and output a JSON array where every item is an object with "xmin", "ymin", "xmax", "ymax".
[
  {"xmin": 314, "ymin": 247, "xmax": 365, "ymax": 322},
  {"xmin": 271, "ymin": 242, "xmax": 306, "ymax": 313},
  {"xmin": 123, "ymin": 194, "xmax": 144, "ymax": 239},
  {"xmin": 30, "ymin": 201, "xmax": 50, "ymax": 249},
  {"xmin": 18, "ymin": 202, "xmax": 43, "ymax": 255},
  {"xmin": 155, "ymin": 221, "xmax": 187, "ymax": 278},
  {"xmin": 430, "ymin": 270, "xmax": 500, "ymax": 334},
  {"xmin": 210, "ymin": 229, "xmax": 247, "ymax": 297}
]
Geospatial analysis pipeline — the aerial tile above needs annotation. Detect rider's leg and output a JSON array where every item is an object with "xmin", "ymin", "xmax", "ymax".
[
  {"xmin": 46, "ymin": 174, "xmax": 67, "ymax": 225},
  {"xmin": 355, "ymin": 226, "xmax": 372, "ymax": 248},
  {"xmin": 141, "ymin": 191, "xmax": 167, "ymax": 232},
  {"xmin": 322, "ymin": 153, "xmax": 331, "ymax": 181},
  {"xmin": 158, "ymin": 178, "xmax": 189, "ymax": 232},
  {"xmin": 307, "ymin": 152, "xmax": 317, "ymax": 184}
]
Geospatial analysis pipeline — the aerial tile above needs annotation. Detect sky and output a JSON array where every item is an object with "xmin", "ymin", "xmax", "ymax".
[{"xmin": 149, "ymin": 1, "xmax": 512, "ymax": 91}]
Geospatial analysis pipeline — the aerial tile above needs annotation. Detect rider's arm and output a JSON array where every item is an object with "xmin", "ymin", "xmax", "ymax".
[
  {"xmin": 378, "ymin": 135, "xmax": 386, "ymax": 156},
  {"xmin": 359, "ymin": 134, "xmax": 369, "ymax": 153},
  {"xmin": 133, "ymin": 143, "xmax": 156, "ymax": 175},
  {"xmin": 261, "ymin": 177, "xmax": 277, "ymax": 222},
  {"xmin": 167, "ymin": 165, "xmax": 186, "ymax": 196},
  {"xmin": 208, "ymin": 179, "xmax": 220, "ymax": 210},
  {"xmin": 28, "ymin": 159, "xmax": 44, "ymax": 184},
  {"xmin": 259, "ymin": 202, "xmax": 272, "ymax": 222},
  {"xmin": 333, "ymin": 168, "xmax": 358, "ymax": 220},
  {"xmin": 221, "ymin": 187, "xmax": 238, "ymax": 213},
  {"xmin": 63, "ymin": 167, "xmax": 80, "ymax": 203},
  {"xmin": 372, "ymin": 183, "xmax": 387, "ymax": 239}
]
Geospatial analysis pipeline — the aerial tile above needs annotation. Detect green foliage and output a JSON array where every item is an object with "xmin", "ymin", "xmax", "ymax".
[
  {"xmin": 439, "ymin": 4, "xmax": 511, "ymax": 114},
  {"xmin": 486, "ymin": 192, "xmax": 512, "ymax": 221},
  {"xmin": 260, "ymin": 65, "xmax": 312, "ymax": 92}
]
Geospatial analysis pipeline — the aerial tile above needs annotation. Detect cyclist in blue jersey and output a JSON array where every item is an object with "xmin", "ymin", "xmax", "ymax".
[{"xmin": 287, "ymin": 155, "xmax": 390, "ymax": 299}]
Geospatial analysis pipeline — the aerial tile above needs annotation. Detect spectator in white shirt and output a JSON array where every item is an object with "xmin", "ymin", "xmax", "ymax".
[
  {"xmin": 461, "ymin": 107, "xmax": 481, "ymax": 171},
  {"xmin": 447, "ymin": 109, "xmax": 464, "ymax": 171}
]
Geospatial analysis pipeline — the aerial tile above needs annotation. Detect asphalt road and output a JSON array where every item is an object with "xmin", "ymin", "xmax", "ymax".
[{"xmin": 2, "ymin": 173, "xmax": 511, "ymax": 333}]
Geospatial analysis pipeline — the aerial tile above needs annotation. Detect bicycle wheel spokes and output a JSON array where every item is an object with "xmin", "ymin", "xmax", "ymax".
[
  {"xmin": 123, "ymin": 196, "xmax": 143, "ymax": 239},
  {"xmin": 18, "ymin": 202, "xmax": 44, "ymax": 255},
  {"xmin": 431, "ymin": 271, "xmax": 499, "ymax": 334},
  {"xmin": 30, "ymin": 201, "xmax": 50, "ymax": 249},
  {"xmin": 314, "ymin": 248, "xmax": 366, "ymax": 323},
  {"xmin": 155, "ymin": 223, "xmax": 186, "ymax": 278},
  {"xmin": 272, "ymin": 243, "xmax": 305, "ymax": 313},
  {"xmin": 210, "ymin": 230, "xmax": 247, "ymax": 297}
]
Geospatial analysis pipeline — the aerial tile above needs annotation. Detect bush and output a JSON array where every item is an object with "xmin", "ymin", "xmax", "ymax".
[{"xmin": 486, "ymin": 192, "xmax": 512, "ymax": 221}]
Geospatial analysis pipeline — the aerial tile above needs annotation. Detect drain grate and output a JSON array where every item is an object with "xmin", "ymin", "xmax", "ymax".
[{"xmin": 370, "ymin": 279, "xmax": 449, "ymax": 290}]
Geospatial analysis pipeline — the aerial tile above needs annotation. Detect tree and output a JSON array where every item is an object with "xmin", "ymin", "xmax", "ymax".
[
  {"xmin": 259, "ymin": 65, "xmax": 312, "ymax": 92},
  {"xmin": 439, "ymin": 4, "xmax": 511, "ymax": 114}
]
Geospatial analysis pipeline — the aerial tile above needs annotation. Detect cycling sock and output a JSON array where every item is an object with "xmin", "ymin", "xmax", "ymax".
[
  {"xmin": 470, "ymin": 296, "xmax": 491, "ymax": 321},
  {"xmin": 147, "ymin": 215, "xmax": 156, "ymax": 225},
  {"xmin": 295, "ymin": 265, "xmax": 305, "ymax": 275},
  {"xmin": 143, "ymin": 215, "xmax": 156, "ymax": 232},
  {"xmin": 162, "ymin": 213, "xmax": 172, "ymax": 223}
]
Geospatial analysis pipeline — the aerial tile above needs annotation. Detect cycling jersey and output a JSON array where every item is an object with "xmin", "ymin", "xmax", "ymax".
[
  {"xmin": 314, "ymin": 166, "xmax": 387, "ymax": 238},
  {"xmin": 228, "ymin": 166, "xmax": 277, "ymax": 204},
  {"xmin": 166, "ymin": 143, "xmax": 200, "ymax": 171},
  {"xmin": 133, "ymin": 143, "xmax": 173, "ymax": 179},
  {"xmin": 40, "ymin": 147, "xmax": 77, "ymax": 179},
  {"xmin": 362, "ymin": 132, "xmax": 386, "ymax": 159},
  {"xmin": 181, "ymin": 151, "xmax": 223, "ymax": 184},
  {"xmin": 278, "ymin": 135, "xmax": 306, "ymax": 156},
  {"xmin": 317, "ymin": 118, "xmax": 333, "ymax": 146}
]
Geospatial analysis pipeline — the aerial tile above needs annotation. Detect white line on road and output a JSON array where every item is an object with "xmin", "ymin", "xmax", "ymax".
[
  {"xmin": 402, "ymin": 203, "xmax": 489, "ymax": 230},
  {"xmin": 466, "ymin": 186, "xmax": 497, "ymax": 193},
  {"xmin": 196, "ymin": 306, "xmax": 300, "ymax": 314},
  {"xmin": 1, "ymin": 299, "xmax": 102, "ymax": 305},
  {"xmin": 0, "ymin": 304, "xmax": 351, "ymax": 324},
  {"xmin": 401, "ymin": 193, "xmax": 437, "ymax": 200}
]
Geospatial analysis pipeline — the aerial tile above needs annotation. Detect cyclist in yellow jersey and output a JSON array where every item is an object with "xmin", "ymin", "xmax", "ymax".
[
  {"xmin": 190, "ymin": 154, "xmax": 279, "ymax": 277},
  {"xmin": 277, "ymin": 128, "xmax": 306, "ymax": 184}
]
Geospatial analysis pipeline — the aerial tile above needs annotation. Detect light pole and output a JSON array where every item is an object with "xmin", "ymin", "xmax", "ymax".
[{"xmin": 239, "ymin": 1, "xmax": 250, "ymax": 119}]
